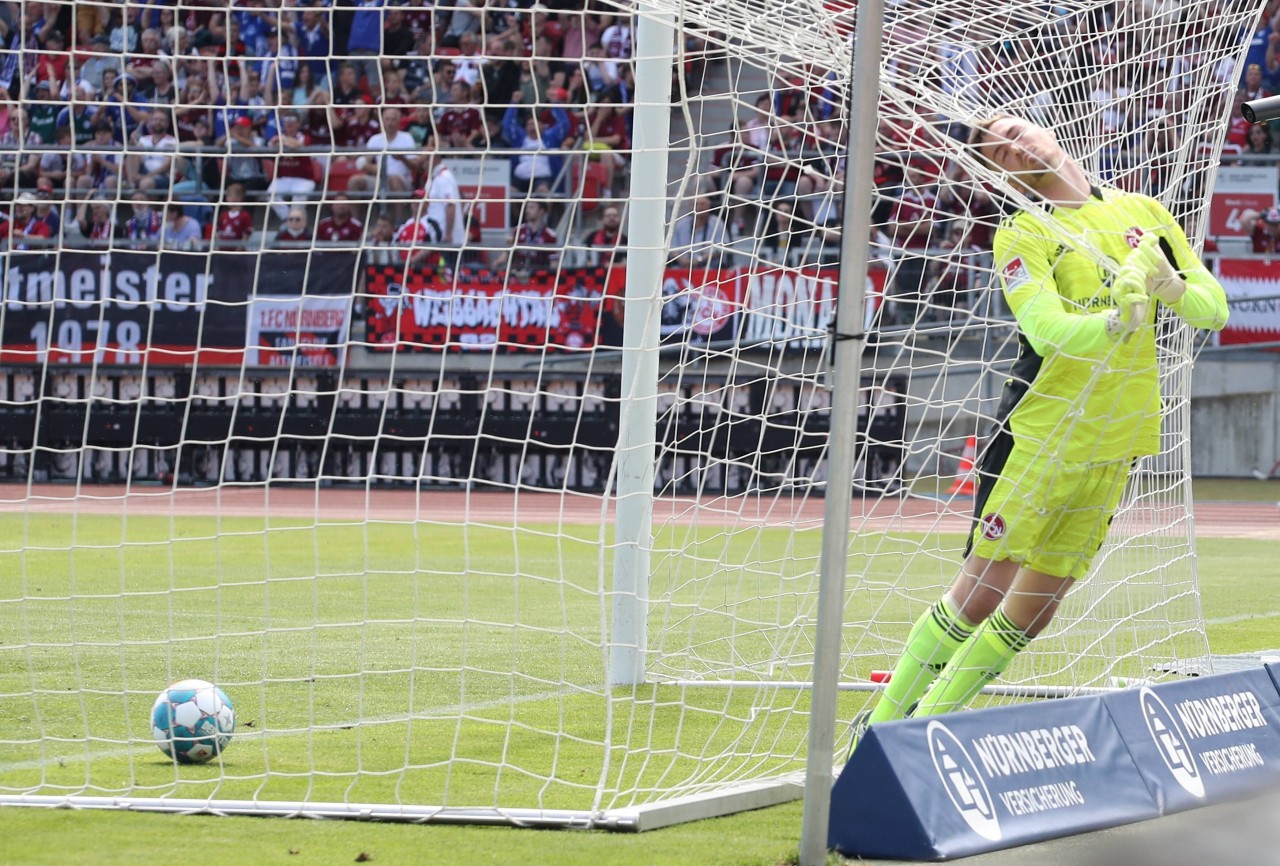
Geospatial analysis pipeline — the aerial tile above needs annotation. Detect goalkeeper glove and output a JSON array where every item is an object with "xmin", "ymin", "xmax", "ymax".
[
  {"xmin": 1105, "ymin": 258, "xmax": 1150, "ymax": 343},
  {"xmin": 1129, "ymin": 233, "xmax": 1187, "ymax": 304}
]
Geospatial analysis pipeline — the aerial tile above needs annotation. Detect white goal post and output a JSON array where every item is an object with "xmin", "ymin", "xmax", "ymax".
[{"xmin": 0, "ymin": 0, "xmax": 1263, "ymax": 849}]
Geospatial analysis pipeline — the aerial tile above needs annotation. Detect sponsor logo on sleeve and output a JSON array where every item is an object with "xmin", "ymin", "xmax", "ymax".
[
  {"xmin": 1124, "ymin": 227, "xmax": 1145, "ymax": 248},
  {"xmin": 1001, "ymin": 257, "xmax": 1030, "ymax": 290}
]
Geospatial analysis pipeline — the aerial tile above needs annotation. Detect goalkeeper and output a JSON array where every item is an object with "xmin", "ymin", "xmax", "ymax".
[{"xmin": 852, "ymin": 114, "xmax": 1229, "ymax": 748}]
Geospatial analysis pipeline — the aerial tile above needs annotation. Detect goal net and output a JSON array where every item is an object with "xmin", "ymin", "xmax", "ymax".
[{"xmin": 0, "ymin": 0, "xmax": 1260, "ymax": 829}]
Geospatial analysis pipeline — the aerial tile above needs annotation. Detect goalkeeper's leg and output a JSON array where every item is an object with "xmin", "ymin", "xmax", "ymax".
[
  {"xmin": 912, "ymin": 568, "xmax": 1073, "ymax": 717},
  {"xmin": 862, "ymin": 557, "xmax": 1018, "ymax": 729}
]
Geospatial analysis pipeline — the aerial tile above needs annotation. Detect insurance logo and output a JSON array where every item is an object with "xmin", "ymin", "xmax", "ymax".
[
  {"xmin": 928, "ymin": 720, "xmax": 1002, "ymax": 840},
  {"xmin": 1139, "ymin": 687, "xmax": 1204, "ymax": 798}
]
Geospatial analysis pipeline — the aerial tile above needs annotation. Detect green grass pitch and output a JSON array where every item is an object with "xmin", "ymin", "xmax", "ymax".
[{"xmin": 1, "ymin": 490, "xmax": 1277, "ymax": 866}]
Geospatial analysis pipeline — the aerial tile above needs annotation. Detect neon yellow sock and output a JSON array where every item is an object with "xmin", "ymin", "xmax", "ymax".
[
  {"xmin": 866, "ymin": 597, "xmax": 974, "ymax": 726},
  {"xmin": 913, "ymin": 610, "xmax": 1031, "ymax": 717}
]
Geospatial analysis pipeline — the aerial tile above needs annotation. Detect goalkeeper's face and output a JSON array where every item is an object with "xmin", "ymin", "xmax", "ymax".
[{"xmin": 975, "ymin": 117, "xmax": 1067, "ymax": 192}]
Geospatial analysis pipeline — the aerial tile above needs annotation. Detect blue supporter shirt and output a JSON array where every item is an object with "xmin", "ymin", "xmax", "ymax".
[{"xmin": 347, "ymin": 0, "xmax": 384, "ymax": 53}]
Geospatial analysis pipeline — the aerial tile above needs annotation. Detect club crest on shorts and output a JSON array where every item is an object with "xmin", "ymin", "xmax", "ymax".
[
  {"xmin": 1000, "ymin": 257, "xmax": 1030, "ymax": 289},
  {"xmin": 1124, "ymin": 226, "xmax": 1145, "ymax": 248},
  {"xmin": 979, "ymin": 513, "xmax": 1005, "ymax": 541}
]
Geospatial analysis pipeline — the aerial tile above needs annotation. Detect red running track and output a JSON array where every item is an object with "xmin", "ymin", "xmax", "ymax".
[{"xmin": 2, "ymin": 485, "xmax": 1275, "ymax": 540}]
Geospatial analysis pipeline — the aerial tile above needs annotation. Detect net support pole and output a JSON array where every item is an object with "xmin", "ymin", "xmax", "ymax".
[
  {"xmin": 798, "ymin": 2, "xmax": 885, "ymax": 864},
  {"xmin": 609, "ymin": 6, "xmax": 675, "ymax": 687}
]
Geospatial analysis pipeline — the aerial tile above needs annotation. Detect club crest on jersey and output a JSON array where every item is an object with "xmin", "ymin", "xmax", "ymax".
[
  {"xmin": 1124, "ymin": 227, "xmax": 1145, "ymax": 248},
  {"xmin": 1000, "ymin": 257, "xmax": 1030, "ymax": 289},
  {"xmin": 979, "ymin": 513, "xmax": 1006, "ymax": 541}
]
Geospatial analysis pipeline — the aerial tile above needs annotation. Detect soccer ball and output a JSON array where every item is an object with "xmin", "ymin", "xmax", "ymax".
[{"xmin": 151, "ymin": 679, "xmax": 235, "ymax": 764}]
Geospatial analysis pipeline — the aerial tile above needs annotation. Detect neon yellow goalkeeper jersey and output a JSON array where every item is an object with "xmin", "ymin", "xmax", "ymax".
[{"xmin": 992, "ymin": 185, "xmax": 1226, "ymax": 464}]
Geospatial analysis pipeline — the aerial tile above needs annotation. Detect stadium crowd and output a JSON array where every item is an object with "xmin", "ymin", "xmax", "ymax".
[
  {"xmin": 0, "ymin": 0, "xmax": 677, "ymax": 266},
  {"xmin": 0, "ymin": 0, "xmax": 1276, "ymax": 304}
]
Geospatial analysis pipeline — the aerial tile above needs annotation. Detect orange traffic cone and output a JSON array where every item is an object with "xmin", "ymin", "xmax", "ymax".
[{"xmin": 947, "ymin": 436, "xmax": 977, "ymax": 496}]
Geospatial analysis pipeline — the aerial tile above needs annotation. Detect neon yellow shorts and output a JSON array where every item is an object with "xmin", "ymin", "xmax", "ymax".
[{"xmin": 968, "ymin": 440, "xmax": 1132, "ymax": 581}]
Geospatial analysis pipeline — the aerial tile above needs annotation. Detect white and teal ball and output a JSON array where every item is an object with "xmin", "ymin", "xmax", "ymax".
[{"xmin": 151, "ymin": 679, "xmax": 234, "ymax": 764}]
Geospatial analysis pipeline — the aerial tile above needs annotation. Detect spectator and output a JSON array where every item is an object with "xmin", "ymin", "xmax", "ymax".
[
  {"xmin": 76, "ymin": 33, "xmax": 125, "ymax": 93},
  {"xmin": 290, "ymin": 62, "xmax": 323, "ymax": 106},
  {"xmin": 126, "ymin": 28, "xmax": 164, "ymax": 85},
  {"xmin": 363, "ymin": 106, "xmax": 420, "ymax": 208},
  {"xmin": 422, "ymin": 144, "xmax": 465, "ymax": 246},
  {"xmin": 332, "ymin": 62, "xmax": 368, "ymax": 106},
  {"xmin": 600, "ymin": 13, "xmax": 633, "ymax": 59},
  {"xmin": 384, "ymin": 7, "xmax": 415, "ymax": 58},
  {"xmin": 163, "ymin": 203, "xmax": 204, "ymax": 250},
  {"xmin": 126, "ymin": 110, "xmax": 178, "ymax": 194},
  {"xmin": 273, "ymin": 207, "xmax": 313, "ymax": 247},
  {"xmin": 395, "ymin": 195, "xmax": 449, "ymax": 269},
  {"xmin": 10, "ymin": 194, "xmax": 54, "ymax": 250},
  {"xmin": 52, "ymin": 120, "xmax": 94, "ymax": 193},
  {"xmin": 28, "ymin": 80, "xmax": 60, "ymax": 145},
  {"xmin": 582, "ymin": 43, "xmax": 620, "ymax": 97},
  {"xmin": 1241, "ymin": 206, "xmax": 1280, "ymax": 253},
  {"xmin": 333, "ymin": 97, "xmax": 380, "ymax": 150},
  {"xmin": 83, "ymin": 116, "xmax": 122, "ymax": 193},
  {"xmin": 68, "ymin": 196, "xmax": 121, "ymax": 246},
  {"xmin": 440, "ymin": 0, "xmax": 483, "ymax": 49},
  {"xmin": 316, "ymin": 194, "xmax": 365, "ymax": 243},
  {"xmin": 213, "ymin": 182, "xmax": 257, "ymax": 248},
  {"xmin": 502, "ymin": 92, "xmax": 573, "ymax": 194},
  {"xmin": 0, "ymin": 109, "xmax": 41, "ymax": 192},
  {"xmin": 438, "ymin": 81, "xmax": 484, "ymax": 147},
  {"xmin": 364, "ymin": 214, "xmax": 399, "ymax": 265},
  {"xmin": 451, "ymin": 32, "xmax": 484, "ymax": 88},
  {"xmin": 1244, "ymin": 61, "xmax": 1273, "ymax": 102},
  {"xmin": 670, "ymin": 194, "xmax": 730, "ymax": 269},
  {"xmin": 1243, "ymin": 121, "xmax": 1274, "ymax": 156},
  {"xmin": 405, "ymin": 104, "xmax": 435, "ymax": 146},
  {"xmin": 266, "ymin": 110, "xmax": 318, "ymax": 222},
  {"xmin": 502, "ymin": 198, "xmax": 560, "ymax": 274},
  {"xmin": 576, "ymin": 95, "xmax": 630, "ymax": 200},
  {"xmin": 175, "ymin": 78, "xmax": 214, "ymax": 144},
  {"xmin": 31, "ymin": 180, "xmax": 62, "ymax": 237},
  {"xmin": 57, "ymin": 83, "xmax": 99, "ymax": 146},
  {"xmin": 585, "ymin": 204, "xmax": 628, "ymax": 267},
  {"xmin": 482, "ymin": 38, "xmax": 524, "ymax": 110},
  {"xmin": 34, "ymin": 29, "xmax": 68, "ymax": 93},
  {"xmin": 883, "ymin": 160, "xmax": 939, "ymax": 326},
  {"xmin": 560, "ymin": 9, "xmax": 602, "ymax": 65},
  {"xmin": 259, "ymin": 26, "xmax": 300, "ymax": 96},
  {"xmin": 381, "ymin": 68, "xmax": 414, "ymax": 108},
  {"xmin": 297, "ymin": 7, "xmax": 331, "ymax": 82},
  {"xmin": 123, "ymin": 192, "xmax": 164, "ymax": 247},
  {"xmin": 346, "ymin": 0, "xmax": 385, "ymax": 97},
  {"xmin": 706, "ymin": 124, "xmax": 762, "ymax": 232},
  {"xmin": 224, "ymin": 116, "xmax": 270, "ymax": 194}
]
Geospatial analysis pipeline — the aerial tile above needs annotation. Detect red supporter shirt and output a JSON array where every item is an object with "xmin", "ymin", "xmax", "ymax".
[
  {"xmin": 437, "ymin": 106, "xmax": 483, "ymax": 141},
  {"xmin": 512, "ymin": 223, "xmax": 559, "ymax": 271},
  {"xmin": 588, "ymin": 228, "xmax": 626, "ymax": 249},
  {"xmin": 216, "ymin": 208, "xmax": 255, "ymax": 241},
  {"xmin": 1250, "ymin": 222, "xmax": 1280, "ymax": 254},
  {"xmin": 316, "ymin": 216, "xmax": 364, "ymax": 242},
  {"xmin": 889, "ymin": 187, "xmax": 938, "ymax": 250},
  {"xmin": 395, "ymin": 217, "xmax": 444, "ymax": 263},
  {"xmin": 273, "ymin": 132, "xmax": 315, "ymax": 180},
  {"xmin": 336, "ymin": 116, "xmax": 381, "ymax": 149},
  {"xmin": 305, "ymin": 110, "xmax": 333, "ymax": 150},
  {"xmin": 11, "ymin": 217, "xmax": 52, "ymax": 249}
]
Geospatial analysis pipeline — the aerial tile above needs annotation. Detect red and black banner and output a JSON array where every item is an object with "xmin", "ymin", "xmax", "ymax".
[
  {"xmin": 363, "ymin": 264, "xmax": 859, "ymax": 352},
  {"xmin": 1, "ymin": 250, "xmax": 358, "ymax": 366}
]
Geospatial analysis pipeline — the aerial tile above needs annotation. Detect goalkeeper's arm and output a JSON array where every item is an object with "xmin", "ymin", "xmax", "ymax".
[{"xmin": 1137, "ymin": 203, "xmax": 1230, "ymax": 332}]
